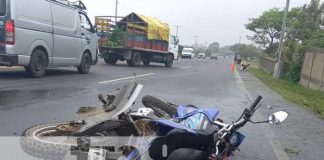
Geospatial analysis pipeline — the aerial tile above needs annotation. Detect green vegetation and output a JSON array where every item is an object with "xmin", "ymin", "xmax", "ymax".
[
  {"xmin": 249, "ymin": 68, "xmax": 324, "ymax": 118},
  {"xmin": 246, "ymin": 0, "xmax": 324, "ymax": 83},
  {"xmin": 107, "ymin": 27, "xmax": 125, "ymax": 48},
  {"xmin": 229, "ymin": 44, "xmax": 263, "ymax": 58},
  {"xmin": 192, "ymin": 42, "xmax": 220, "ymax": 57}
]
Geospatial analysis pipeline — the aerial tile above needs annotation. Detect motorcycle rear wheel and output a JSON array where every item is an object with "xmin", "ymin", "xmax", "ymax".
[
  {"xmin": 20, "ymin": 122, "xmax": 121, "ymax": 160},
  {"xmin": 20, "ymin": 122, "xmax": 75, "ymax": 160}
]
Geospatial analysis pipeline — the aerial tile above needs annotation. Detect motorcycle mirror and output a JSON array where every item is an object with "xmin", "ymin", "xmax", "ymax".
[{"xmin": 268, "ymin": 111, "xmax": 288, "ymax": 125}]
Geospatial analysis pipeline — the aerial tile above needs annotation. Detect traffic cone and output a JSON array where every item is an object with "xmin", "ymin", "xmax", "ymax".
[{"xmin": 231, "ymin": 63, "xmax": 235, "ymax": 73}]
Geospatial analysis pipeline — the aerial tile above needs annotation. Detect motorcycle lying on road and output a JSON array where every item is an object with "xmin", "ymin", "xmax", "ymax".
[
  {"xmin": 147, "ymin": 97, "xmax": 288, "ymax": 160},
  {"xmin": 20, "ymin": 79, "xmax": 288, "ymax": 160}
]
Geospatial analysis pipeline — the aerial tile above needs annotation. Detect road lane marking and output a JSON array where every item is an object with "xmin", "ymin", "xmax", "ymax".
[
  {"xmin": 234, "ymin": 69, "xmax": 290, "ymax": 160},
  {"xmin": 98, "ymin": 73, "xmax": 155, "ymax": 84},
  {"xmin": 181, "ymin": 66, "xmax": 193, "ymax": 69}
]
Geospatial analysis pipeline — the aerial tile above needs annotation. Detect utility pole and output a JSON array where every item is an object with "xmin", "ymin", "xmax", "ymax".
[
  {"xmin": 195, "ymin": 35, "xmax": 198, "ymax": 46},
  {"xmin": 175, "ymin": 25, "xmax": 181, "ymax": 40},
  {"xmin": 115, "ymin": 0, "xmax": 118, "ymax": 23},
  {"xmin": 237, "ymin": 36, "xmax": 241, "ymax": 55},
  {"xmin": 273, "ymin": 0, "xmax": 290, "ymax": 78}
]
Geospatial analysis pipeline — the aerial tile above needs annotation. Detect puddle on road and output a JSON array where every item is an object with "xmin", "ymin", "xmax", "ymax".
[{"xmin": 0, "ymin": 87, "xmax": 87, "ymax": 111}]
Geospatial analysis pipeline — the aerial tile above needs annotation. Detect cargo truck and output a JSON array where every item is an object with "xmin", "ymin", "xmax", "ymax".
[{"xmin": 96, "ymin": 13, "xmax": 177, "ymax": 67}]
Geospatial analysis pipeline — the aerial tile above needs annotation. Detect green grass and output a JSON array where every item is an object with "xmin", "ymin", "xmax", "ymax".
[{"xmin": 249, "ymin": 68, "xmax": 324, "ymax": 118}]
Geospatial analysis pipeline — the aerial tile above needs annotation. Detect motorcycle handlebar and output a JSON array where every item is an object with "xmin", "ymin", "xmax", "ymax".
[
  {"xmin": 249, "ymin": 96, "xmax": 262, "ymax": 111},
  {"xmin": 214, "ymin": 96, "xmax": 263, "ymax": 134}
]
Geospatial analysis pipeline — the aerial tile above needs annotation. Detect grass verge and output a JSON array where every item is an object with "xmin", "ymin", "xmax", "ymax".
[{"xmin": 249, "ymin": 68, "xmax": 324, "ymax": 118}]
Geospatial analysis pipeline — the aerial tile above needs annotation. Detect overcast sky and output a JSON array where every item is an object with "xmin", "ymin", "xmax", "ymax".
[{"xmin": 83, "ymin": 0, "xmax": 316, "ymax": 46}]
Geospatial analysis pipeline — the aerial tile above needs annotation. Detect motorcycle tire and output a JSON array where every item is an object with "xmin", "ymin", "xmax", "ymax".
[
  {"xmin": 142, "ymin": 95, "xmax": 177, "ymax": 118},
  {"xmin": 20, "ymin": 122, "xmax": 73, "ymax": 160}
]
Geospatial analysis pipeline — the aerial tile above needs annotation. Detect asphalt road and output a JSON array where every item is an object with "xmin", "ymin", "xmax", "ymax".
[{"xmin": 0, "ymin": 57, "xmax": 288, "ymax": 159}]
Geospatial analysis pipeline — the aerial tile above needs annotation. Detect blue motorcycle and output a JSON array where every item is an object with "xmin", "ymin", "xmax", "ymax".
[{"xmin": 143, "ymin": 96, "xmax": 288, "ymax": 160}]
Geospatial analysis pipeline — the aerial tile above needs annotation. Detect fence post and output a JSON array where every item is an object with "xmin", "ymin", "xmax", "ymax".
[
  {"xmin": 307, "ymin": 52, "xmax": 316, "ymax": 88},
  {"xmin": 320, "ymin": 52, "xmax": 324, "ymax": 91}
]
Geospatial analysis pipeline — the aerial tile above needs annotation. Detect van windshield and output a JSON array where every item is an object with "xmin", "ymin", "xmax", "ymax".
[{"xmin": 0, "ymin": 0, "xmax": 6, "ymax": 16}]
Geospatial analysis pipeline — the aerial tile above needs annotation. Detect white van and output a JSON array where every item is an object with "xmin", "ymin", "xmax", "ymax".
[
  {"xmin": 181, "ymin": 48, "xmax": 194, "ymax": 59},
  {"xmin": 0, "ymin": 0, "xmax": 97, "ymax": 77}
]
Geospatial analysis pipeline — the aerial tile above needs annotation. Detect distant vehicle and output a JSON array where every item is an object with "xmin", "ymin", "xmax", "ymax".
[
  {"xmin": 181, "ymin": 48, "xmax": 194, "ymax": 59},
  {"xmin": 0, "ymin": 0, "xmax": 98, "ymax": 77},
  {"xmin": 97, "ymin": 13, "xmax": 175, "ymax": 67},
  {"xmin": 210, "ymin": 53, "xmax": 218, "ymax": 60},
  {"xmin": 198, "ymin": 53, "xmax": 206, "ymax": 59}
]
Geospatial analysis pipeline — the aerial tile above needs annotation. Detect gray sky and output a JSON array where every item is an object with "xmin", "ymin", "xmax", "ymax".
[{"xmin": 83, "ymin": 0, "xmax": 315, "ymax": 46}]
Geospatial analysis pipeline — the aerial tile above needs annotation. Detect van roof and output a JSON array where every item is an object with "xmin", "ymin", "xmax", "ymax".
[{"xmin": 52, "ymin": 0, "xmax": 87, "ymax": 11}]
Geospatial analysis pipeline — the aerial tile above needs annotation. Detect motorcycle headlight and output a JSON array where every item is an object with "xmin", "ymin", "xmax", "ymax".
[{"xmin": 229, "ymin": 133, "xmax": 240, "ymax": 146}]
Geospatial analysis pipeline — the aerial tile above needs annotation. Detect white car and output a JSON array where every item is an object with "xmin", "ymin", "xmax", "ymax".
[{"xmin": 198, "ymin": 53, "xmax": 206, "ymax": 59}]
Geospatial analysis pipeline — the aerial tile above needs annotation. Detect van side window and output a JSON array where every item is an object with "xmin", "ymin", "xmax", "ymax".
[
  {"xmin": 79, "ymin": 13, "xmax": 92, "ymax": 32},
  {"xmin": 0, "ymin": 0, "xmax": 6, "ymax": 16}
]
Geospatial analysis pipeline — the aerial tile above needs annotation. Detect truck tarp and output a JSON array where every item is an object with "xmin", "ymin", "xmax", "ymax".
[{"xmin": 124, "ymin": 13, "xmax": 170, "ymax": 42}]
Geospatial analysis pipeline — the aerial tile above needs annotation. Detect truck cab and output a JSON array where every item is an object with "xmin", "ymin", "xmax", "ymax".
[{"xmin": 169, "ymin": 35, "xmax": 179, "ymax": 60}]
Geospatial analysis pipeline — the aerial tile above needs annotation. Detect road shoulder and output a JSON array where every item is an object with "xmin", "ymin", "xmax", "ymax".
[{"xmin": 238, "ymin": 70, "xmax": 324, "ymax": 160}]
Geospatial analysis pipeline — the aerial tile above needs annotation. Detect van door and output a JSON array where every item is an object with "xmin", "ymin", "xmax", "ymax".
[
  {"xmin": 79, "ymin": 12, "xmax": 97, "ymax": 61},
  {"xmin": 51, "ymin": 2, "xmax": 81, "ymax": 66},
  {"xmin": 0, "ymin": 0, "xmax": 7, "ymax": 54}
]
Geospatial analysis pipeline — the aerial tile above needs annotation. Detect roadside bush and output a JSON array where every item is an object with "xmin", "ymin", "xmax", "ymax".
[{"xmin": 284, "ymin": 49, "xmax": 305, "ymax": 83}]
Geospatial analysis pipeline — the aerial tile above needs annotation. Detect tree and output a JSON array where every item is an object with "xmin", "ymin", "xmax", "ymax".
[
  {"xmin": 229, "ymin": 44, "xmax": 263, "ymax": 58},
  {"xmin": 245, "ymin": 8, "xmax": 283, "ymax": 55},
  {"xmin": 208, "ymin": 42, "xmax": 220, "ymax": 52},
  {"xmin": 245, "ymin": 0, "xmax": 324, "ymax": 82}
]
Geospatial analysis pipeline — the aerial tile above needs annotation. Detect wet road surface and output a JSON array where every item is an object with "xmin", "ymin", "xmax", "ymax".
[{"xmin": 0, "ymin": 57, "xmax": 321, "ymax": 159}]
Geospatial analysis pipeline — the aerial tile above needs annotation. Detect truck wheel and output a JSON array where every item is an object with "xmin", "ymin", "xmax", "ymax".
[
  {"xmin": 127, "ymin": 52, "xmax": 141, "ymax": 67},
  {"xmin": 77, "ymin": 52, "xmax": 91, "ymax": 74},
  {"xmin": 27, "ymin": 49, "xmax": 47, "ymax": 78},
  {"xmin": 93, "ymin": 50, "xmax": 98, "ymax": 65},
  {"xmin": 104, "ymin": 54, "xmax": 118, "ymax": 65},
  {"xmin": 143, "ymin": 60, "xmax": 150, "ymax": 66},
  {"xmin": 165, "ymin": 54, "xmax": 173, "ymax": 67}
]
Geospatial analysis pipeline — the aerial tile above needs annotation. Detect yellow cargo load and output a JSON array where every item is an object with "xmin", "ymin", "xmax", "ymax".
[
  {"xmin": 137, "ymin": 14, "xmax": 170, "ymax": 42},
  {"xmin": 123, "ymin": 13, "xmax": 170, "ymax": 42}
]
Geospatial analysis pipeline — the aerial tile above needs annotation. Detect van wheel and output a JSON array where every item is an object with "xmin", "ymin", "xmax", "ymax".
[
  {"xmin": 165, "ymin": 54, "xmax": 173, "ymax": 67},
  {"xmin": 27, "ymin": 50, "xmax": 47, "ymax": 78},
  {"xmin": 77, "ymin": 52, "xmax": 91, "ymax": 74},
  {"xmin": 127, "ymin": 52, "xmax": 141, "ymax": 67}
]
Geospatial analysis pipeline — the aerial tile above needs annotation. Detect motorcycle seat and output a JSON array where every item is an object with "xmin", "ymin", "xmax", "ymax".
[{"xmin": 148, "ymin": 126, "xmax": 217, "ymax": 160}]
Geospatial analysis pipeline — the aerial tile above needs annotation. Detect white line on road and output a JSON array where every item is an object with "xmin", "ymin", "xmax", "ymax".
[
  {"xmin": 181, "ymin": 66, "xmax": 193, "ymax": 69},
  {"xmin": 98, "ymin": 73, "xmax": 155, "ymax": 84}
]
